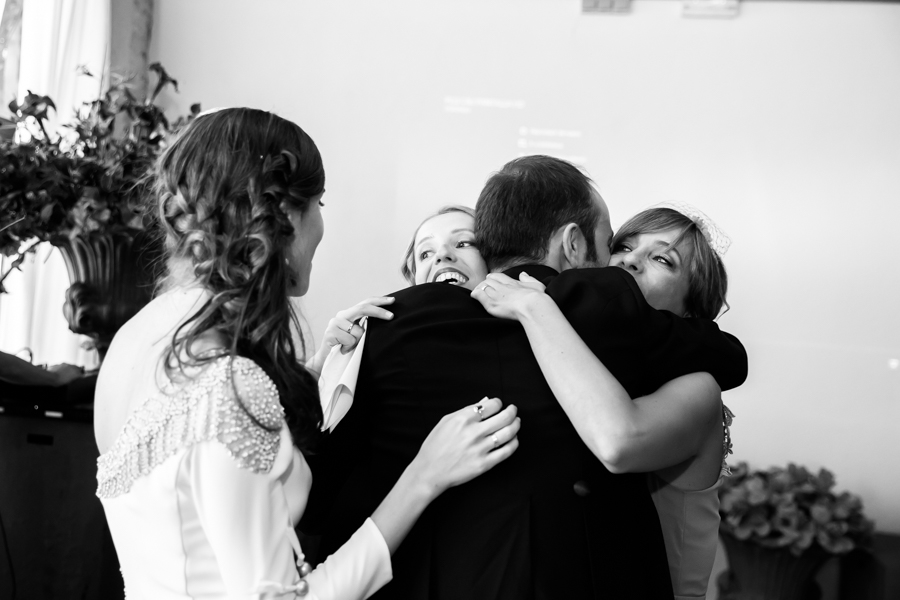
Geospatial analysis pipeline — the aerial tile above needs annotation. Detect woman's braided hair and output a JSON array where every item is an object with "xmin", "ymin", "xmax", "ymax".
[{"xmin": 149, "ymin": 108, "xmax": 324, "ymax": 452}]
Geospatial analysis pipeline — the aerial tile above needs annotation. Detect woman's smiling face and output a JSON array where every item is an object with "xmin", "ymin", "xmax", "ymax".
[
  {"xmin": 609, "ymin": 228, "xmax": 692, "ymax": 316},
  {"xmin": 413, "ymin": 211, "xmax": 487, "ymax": 291}
]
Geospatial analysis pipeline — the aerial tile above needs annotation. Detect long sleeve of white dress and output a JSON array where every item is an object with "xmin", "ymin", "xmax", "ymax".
[
  {"xmin": 97, "ymin": 356, "xmax": 391, "ymax": 600},
  {"xmin": 187, "ymin": 429, "xmax": 391, "ymax": 600}
]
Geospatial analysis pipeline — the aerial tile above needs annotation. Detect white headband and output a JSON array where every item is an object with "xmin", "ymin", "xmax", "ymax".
[{"xmin": 654, "ymin": 201, "xmax": 731, "ymax": 257}]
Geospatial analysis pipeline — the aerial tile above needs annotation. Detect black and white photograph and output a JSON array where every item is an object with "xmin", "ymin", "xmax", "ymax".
[{"xmin": 0, "ymin": 0, "xmax": 898, "ymax": 598}]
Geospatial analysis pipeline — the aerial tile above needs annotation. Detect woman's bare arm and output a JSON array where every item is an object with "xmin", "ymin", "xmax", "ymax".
[{"xmin": 473, "ymin": 273, "xmax": 721, "ymax": 473}]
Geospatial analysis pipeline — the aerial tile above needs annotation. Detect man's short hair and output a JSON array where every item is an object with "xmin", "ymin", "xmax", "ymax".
[{"xmin": 474, "ymin": 155, "xmax": 602, "ymax": 271}]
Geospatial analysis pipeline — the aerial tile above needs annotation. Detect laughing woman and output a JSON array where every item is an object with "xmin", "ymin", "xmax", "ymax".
[
  {"xmin": 306, "ymin": 205, "xmax": 485, "ymax": 376},
  {"xmin": 311, "ymin": 205, "xmax": 488, "ymax": 429}
]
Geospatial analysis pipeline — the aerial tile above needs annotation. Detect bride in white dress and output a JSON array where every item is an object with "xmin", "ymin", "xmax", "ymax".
[{"xmin": 93, "ymin": 108, "xmax": 521, "ymax": 600}]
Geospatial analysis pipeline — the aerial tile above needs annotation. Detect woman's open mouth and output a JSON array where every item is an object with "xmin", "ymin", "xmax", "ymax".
[{"xmin": 433, "ymin": 269, "xmax": 469, "ymax": 286}]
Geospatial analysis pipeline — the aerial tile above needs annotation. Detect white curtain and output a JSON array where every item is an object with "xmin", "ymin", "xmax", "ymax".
[{"xmin": 0, "ymin": 0, "xmax": 110, "ymax": 369}]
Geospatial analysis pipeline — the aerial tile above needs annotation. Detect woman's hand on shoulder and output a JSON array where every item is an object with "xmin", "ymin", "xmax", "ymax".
[
  {"xmin": 471, "ymin": 272, "xmax": 550, "ymax": 322},
  {"xmin": 409, "ymin": 397, "xmax": 520, "ymax": 495},
  {"xmin": 307, "ymin": 296, "xmax": 395, "ymax": 373}
]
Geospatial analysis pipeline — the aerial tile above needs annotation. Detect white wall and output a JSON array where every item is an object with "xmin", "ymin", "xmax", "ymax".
[{"xmin": 150, "ymin": 0, "xmax": 900, "ymax": 532}]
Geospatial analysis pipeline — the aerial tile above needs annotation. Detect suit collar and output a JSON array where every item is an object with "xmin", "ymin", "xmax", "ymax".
[{"xmin": 500, "ymin": 264, "xmax": 559, "ymax": 283}]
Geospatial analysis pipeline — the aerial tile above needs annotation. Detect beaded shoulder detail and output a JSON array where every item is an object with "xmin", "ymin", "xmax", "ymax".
[{"xmin": 96, "ymin": 356, "xmax": 284, "ymax": 499}]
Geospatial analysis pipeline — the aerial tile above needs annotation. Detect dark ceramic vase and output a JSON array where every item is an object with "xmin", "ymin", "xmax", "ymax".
[
  {"xmin": 53, "ymin": 230, "xmax": 160, "ymax": 360},
  {"xmin": 718, "ymin": 533, "xmax": 830, "ymax": 600}
]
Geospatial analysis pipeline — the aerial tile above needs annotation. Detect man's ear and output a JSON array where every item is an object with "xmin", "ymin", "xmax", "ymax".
[{"xmin": 560, "ymin": 223, "xmax": 587, "ymax": 269}]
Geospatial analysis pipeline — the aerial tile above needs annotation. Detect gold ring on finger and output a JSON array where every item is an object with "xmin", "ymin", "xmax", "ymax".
[
  {"xmin": 474, "ymin": 404, "xmax": 484, "ymax": 418},
  {"xmin": 491, "ymin": 433, "xmax": 499, "ymax": 448}
]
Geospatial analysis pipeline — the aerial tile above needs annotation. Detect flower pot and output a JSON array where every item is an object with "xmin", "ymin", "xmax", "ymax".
[
  {"xmin": 53, "ymin": 230, "xmax": 160, "ymax": 360},
  {"xmin": 718, "ymin": 532, "xmax": 830, "ymax": 600}
]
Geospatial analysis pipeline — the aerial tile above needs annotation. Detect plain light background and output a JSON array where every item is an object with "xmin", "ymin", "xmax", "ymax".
[{"xmin": 146, "ymin": 0, "xmax": 900, "ymax": 540}]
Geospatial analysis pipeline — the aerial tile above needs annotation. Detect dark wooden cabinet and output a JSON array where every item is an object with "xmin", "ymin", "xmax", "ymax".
[{"xmin": 0, "ymin": 381, "xmax": 123, "ymax": 600}]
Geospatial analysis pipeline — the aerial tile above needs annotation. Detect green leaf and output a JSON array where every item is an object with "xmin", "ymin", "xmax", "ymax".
[
  {"xmin": 810, "ymin": 503, "xmax": 832, "ymax": 524},
  {"xmin": 149, "ymin": 63, "xmax": 179, "ymax": 101},
  {"xmin": 816, "ymin": 468, "xmax": 836, "ymax": 492},
  {"xmin": 39, "ymin": 203, "xmax": 54, "ymax": 222},
  {"xmin": 2, "ymin": 62, "xmax": 195, "ymax": 244}
]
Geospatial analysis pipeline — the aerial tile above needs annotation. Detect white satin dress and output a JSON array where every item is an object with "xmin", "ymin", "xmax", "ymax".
[{"xmin": 97, "ymin": 356, "xmax": 392, "ymax": 600}]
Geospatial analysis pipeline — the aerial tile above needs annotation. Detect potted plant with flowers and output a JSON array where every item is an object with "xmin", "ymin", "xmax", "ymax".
[
  {"xmin": 717, "ymin": 461, "xmax": 875, "ymax": 600},
  {"xmin": 0, "ymin": 64, "xmax": 199, "ymax": 358}
]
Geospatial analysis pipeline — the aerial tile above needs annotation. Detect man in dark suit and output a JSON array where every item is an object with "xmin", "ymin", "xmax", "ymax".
[{"xmin": 305, "ymin": 155, "xmax": 747, "ymax": 599}]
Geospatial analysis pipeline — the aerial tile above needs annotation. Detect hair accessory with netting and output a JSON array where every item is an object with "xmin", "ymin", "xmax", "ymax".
[{"xmin": 654, "ymin": 201, "xmax": 731, "ymax": 257}]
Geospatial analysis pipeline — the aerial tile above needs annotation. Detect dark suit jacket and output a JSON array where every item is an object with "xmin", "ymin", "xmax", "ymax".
[{"xmin": 304, "ymin": 265, "xmax": 748, "ymax": 600}]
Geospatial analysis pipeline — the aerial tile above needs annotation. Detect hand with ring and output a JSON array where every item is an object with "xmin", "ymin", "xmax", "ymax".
[
  {"xmin": 407, "ymin": 397, "xmax": 521, "ymax": 494},
  {"xmin": 471, "ymin": 272, "xmax": 549, "ymax": 322},
  {"xmin": 307, "ymin": 295, "xmax": 396, "ymax": 373}
]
